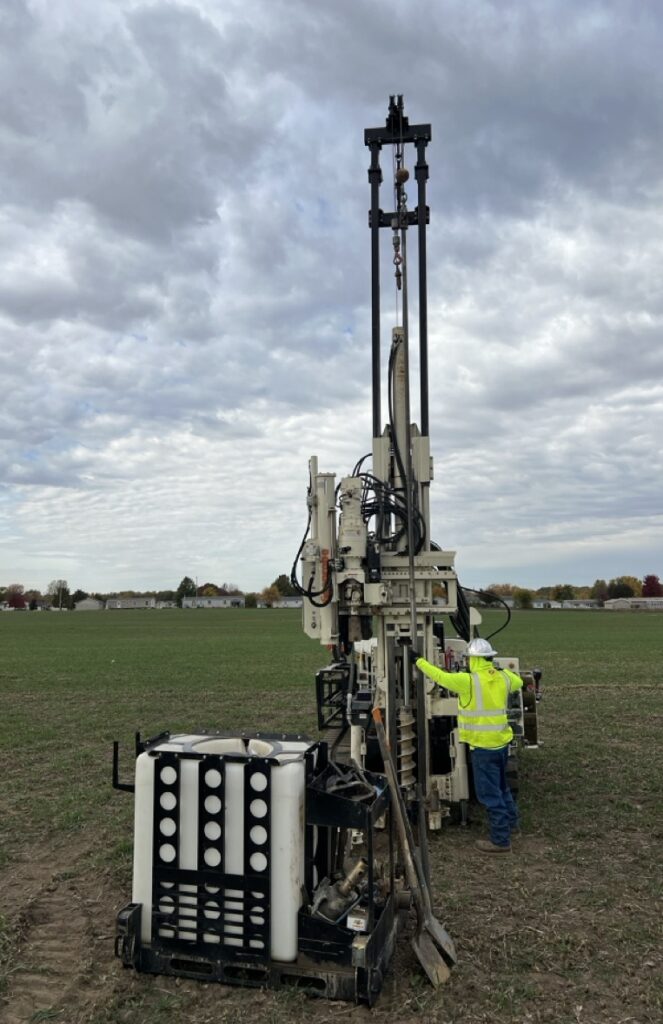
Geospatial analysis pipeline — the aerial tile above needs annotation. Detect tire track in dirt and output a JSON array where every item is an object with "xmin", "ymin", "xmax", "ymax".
[
  {"xmin": 1, "ymin": 878, "xmax": 89, "ymax": 1024},
  {"xmin": 0, "ymin": 840, "xmax": 116, "ymax": 1024}
]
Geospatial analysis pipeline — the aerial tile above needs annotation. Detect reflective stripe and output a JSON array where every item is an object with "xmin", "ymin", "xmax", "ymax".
[
  {"xmin": 459, "ymin": 708, "xmax": 507, "ymax": 719},
  {"xmin": 501, "ymin": 671, "xmax": 511, "ymax": 696},
  {"xmin": 470, "ymin": 673, "xmax": 483, "ymax": 711},
  {"xmin": 460, "ymin": 722, "xmax": 506, "ymax": 733}
]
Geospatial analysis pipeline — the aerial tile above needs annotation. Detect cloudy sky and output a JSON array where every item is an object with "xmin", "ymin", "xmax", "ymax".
[{"xmin": 1, "ymin": 0, "xmax": 662, "ymax": 596}]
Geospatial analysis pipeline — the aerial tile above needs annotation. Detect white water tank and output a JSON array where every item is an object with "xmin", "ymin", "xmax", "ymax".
[{"xmin": 131, "ymin": 734, "xmax": 310, "ymax": 962}]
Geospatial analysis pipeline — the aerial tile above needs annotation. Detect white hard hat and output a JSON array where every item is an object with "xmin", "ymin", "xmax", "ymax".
[{"xmin": 467, "ymin": 638, "xmax": 498, "ymax": 658}]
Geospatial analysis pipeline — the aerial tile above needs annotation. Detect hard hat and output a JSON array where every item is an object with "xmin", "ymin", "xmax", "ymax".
[{"xmin": 467, "ymin": 638, "xmax": 498, "ymax": 658}]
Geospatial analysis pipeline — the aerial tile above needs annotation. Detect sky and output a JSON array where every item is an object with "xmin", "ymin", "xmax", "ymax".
[{"xmin": 1, "ymin": 0, "xmax": 662, "ymax": 595}]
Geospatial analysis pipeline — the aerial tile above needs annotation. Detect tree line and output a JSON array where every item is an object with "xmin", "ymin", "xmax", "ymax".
[
  {"xmin": 2, "ymin": 573, "xmax": 660, "ymax": 612},
  {"xmin": 481, "ymin": 575, "xmax": 662, "ymax": 609},
  {"xmin": 0, "ymin": 574, "xmax": 300, "ymax": 610}
]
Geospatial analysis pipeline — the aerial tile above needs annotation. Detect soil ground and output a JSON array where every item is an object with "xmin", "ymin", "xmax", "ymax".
[{"xmin": 1, "ymin": 609, "xmax": 661, "ymax": 1024}]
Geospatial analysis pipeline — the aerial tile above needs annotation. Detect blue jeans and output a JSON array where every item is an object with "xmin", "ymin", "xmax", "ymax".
[{"xmin": 471, "ymin": 745, "xmax": 519, "ymax": 847}]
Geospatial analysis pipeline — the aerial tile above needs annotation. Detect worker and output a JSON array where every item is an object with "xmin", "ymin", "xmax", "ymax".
[{"xmin": 412, "ymin": 637, "xmax": 523, "ymax": 853}]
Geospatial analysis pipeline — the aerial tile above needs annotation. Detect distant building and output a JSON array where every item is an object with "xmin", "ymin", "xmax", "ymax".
[
  {"xmin": 156, "ymin": 600, "xmax": 177, "ymax": 609},
  {"xmin": 106, "ymin": 597, "xmax": 157, "ymax": 610},
  {"xmin": 182, "ymin": 595, "xmax": 245, "ymax": 609},
  {"xmin": 604, "ymin": 597, "xmax": 663, "ymax": 611},
  {"xmin": 273, "ymin": 597, "xmax": 303, "ymax": 609},
  {"xmin": 74, "ymin": 597, "xmax": 104, "ymax": 611},
  {"xmin": 559, "ymin": 599, "xmax": 601, "ymax": 609}
]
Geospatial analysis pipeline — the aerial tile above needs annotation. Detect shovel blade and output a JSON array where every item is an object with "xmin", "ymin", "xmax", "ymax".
[
  {"xmin": 423, "ymin": 912, "xmax": 457, "ymax": 965},
  {"xmin": 412, "ymin": 931, "xmax": 452, "ymax": 987}
]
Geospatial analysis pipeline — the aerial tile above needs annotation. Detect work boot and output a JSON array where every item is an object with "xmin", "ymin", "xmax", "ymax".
[{"xmin": 475, "ymin": 839, "xmax": 511, "ymax": 854}]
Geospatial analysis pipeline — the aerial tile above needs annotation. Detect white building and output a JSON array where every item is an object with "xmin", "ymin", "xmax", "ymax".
[
  {"xmin": 182, "ymin": 595, "xmax": 245, "ymax": 609},
  {"xmin": 106, "ymin": 597, "xmax": 157, "ymax": 610},
  {"xmin": 604, "ymin": 596, "xmax": 663, "ymax": 611},
  {"xmin": 273, "ymin": 597, "xmax": 303, "ymax": 609},
  {"xmin": 74, "ymin": 597, "xmax": 104, "ymax": 611}
]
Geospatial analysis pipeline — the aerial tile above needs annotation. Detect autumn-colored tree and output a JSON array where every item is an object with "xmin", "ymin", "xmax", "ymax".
[
  {"xmin": 260, "ymin": 585, "xmax": 281, "ymax": 607},
  {"xmin": 607, "ymin": 576, "xmax": 641, "ymax": 599},
  {"xmin": 200, "ymin": 583, "xmax": 221, "ymax": 596},
  {"xmin": 642, "ymin": 575, "xmax": 663, "ymax": 597},
  {"xmin": 616, "ymin": 575, "xmax": 643, "ymax": 596},
  {"xmin": 513, "ymin": 588, "xmax": 533, "ymax": 609},
  {"xmin": 7, "ymin": 583, "xmax": 26, "ymax": 609},
  {"xmin": 552, "ymin": 584, "xmax": 575, "ymax": 603},
  {"xmin": 6, "ymin": 581, "xmax": 24, "ymax": 602},
  {"xmin": 486, "ymin": 583, "xmax": 516, "ymax": 598}
]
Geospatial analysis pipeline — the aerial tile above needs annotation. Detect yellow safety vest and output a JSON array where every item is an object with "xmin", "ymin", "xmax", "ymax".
[{"xmin": 457, "ymin": 668, "xmax": 513, "ymax": 749}]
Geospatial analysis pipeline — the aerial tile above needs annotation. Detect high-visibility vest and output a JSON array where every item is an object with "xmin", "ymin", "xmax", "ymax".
[{"xmin": 457, "ymin": 669, "xmax": 513, "ymax": 749}]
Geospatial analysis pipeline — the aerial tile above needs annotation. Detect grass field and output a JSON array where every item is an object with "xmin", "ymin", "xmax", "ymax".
[{"xmin": 1, "ymin": 609, "xmax": 661, "ymax": 1024}]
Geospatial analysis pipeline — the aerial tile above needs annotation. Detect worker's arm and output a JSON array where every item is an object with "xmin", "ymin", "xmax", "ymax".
[
  {"xmin": 415, "ymin": 657, "xmax": 472, "ymax": 703},
  {"xmin": 502, "ymin": 667, "xmax": 524, "ymax": 693}
]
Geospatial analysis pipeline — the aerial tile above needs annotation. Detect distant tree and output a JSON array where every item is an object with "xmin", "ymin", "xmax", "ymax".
[
  {"xmin": 642, "ymin": 574, "xmax": 663, "ymax": 597},
  {"xmin": 156, "ymin": 589, "xmax": 177, "ymax": 603},
  {"xmin": 71, "ymin": 589, "xmax": 89, "ymax": 606},
  {"xmin": 513, "ymin": 588, "xmax": 533, "ymax": 609},
  {"xmin": 590, "ymin": 579, "xmax": 609, "ymax": 604},
  {"xmin": 534, "ymin": 586, "xmax": 552, "ymax": 600},
  {"xmin": 271, "ymin": 574, "xmax": 297, "ymax": 597},
  {"xmin": 244, "ymin": 592, "xmax": 258, "ymax": 608},
  {"xmin": 614, "ymin": 575, "xmax": 643, "ymax": 596},
  {"xmin": 552, "ymin": 584, "xmax": 575, "ymax": 603},
  {"xmin": 200, "ymin": 583, "xmax": 221, "ymax": 596},
  {"xmin": 260, "ymin": 585, "xmax": 281, "ymax": 607},
  {"xmin": 47, "ymin": 579, "xmax": 70, "ymax": 609},
  {"xmin": 175, "ymin": 576, "xmax": 197, "ymax": 607},
  {"xmin": 607, "ymin": 578, "xmax": 634, "ymax": 599},
  {"xmin": 7, "ymin": 583, "xmax": 25, "ymax": 607},
  {"xmin": 486, "ymin": 583, "xmax": 516, "ymax": 598},
  {"xmin": 221, "ymin": 582, "xmax": 242, "ymax": 595}
]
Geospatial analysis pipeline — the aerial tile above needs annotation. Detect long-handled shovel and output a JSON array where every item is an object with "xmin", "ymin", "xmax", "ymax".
[{"xmin": 372, "ymin": 708, "xmax": 457, "ymax": 986}]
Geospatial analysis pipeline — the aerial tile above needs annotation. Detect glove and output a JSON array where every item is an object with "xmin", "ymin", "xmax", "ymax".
[{"xmin": 397, "ymin": 636, "xmax": 423, "ymax": 661}]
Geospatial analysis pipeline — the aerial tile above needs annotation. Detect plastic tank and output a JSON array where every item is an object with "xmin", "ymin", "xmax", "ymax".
[
  {"xmin": 131, "ymin": 734, "xmax": 310, "ymax": 962},
  {"xmin": 132, "ymin": 735, "xmax": 245, "ymax": 943}
]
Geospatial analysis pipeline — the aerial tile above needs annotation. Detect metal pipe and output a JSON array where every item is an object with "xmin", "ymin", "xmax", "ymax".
[
  {"xmin": 416, "ymin": 139, "xmax": 430, "ymax": 438},
  {"xmin": 368, "ymin": 143, "xmax": 382, "ymax": 439}
]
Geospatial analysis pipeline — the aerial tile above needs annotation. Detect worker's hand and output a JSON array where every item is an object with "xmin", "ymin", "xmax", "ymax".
[{"xmin": 397, "ymin": 636, "xmax": 422, "ymax": 661}]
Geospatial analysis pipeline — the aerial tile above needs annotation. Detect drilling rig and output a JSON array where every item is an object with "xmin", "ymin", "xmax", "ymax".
[
  {"xmin": 292, "ymin": 95, "xmax": 540, "ymax": 826},
  {"xmin": 113, "ymin": 96, "xmax": 539, "ymax": 1006}
]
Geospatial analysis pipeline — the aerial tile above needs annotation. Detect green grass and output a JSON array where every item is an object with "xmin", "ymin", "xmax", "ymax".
[{"xmin": 1, "ymin": 608, "xmax": 662, "ymax": 1024}]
